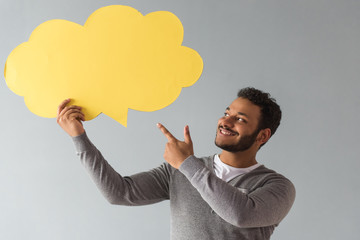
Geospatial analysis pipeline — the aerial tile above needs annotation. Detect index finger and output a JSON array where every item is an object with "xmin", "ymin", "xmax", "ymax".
[
  {"xmin": 57, "ymin": 98, "xmax": 71, "ymax": 116},
  {"xmin": 157, "ymin": 123, "xmax": 176, "ymax": 142}
]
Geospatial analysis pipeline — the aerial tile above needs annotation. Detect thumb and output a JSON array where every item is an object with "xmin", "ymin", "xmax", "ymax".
[{"xmin": 184, "ymin": 125, "xmax": 192, "ymax": 145}]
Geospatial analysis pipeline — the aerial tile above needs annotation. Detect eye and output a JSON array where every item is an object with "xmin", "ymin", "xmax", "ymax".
[
  {"xmin": 237, "ymin": 117, "xmax": 247, "ymax": 123},
  {"xmin": 223, "ymin": 112, "xmax": 229, "ymax": 117}
]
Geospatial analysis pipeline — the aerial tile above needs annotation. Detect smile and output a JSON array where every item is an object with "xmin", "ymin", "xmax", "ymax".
[{"xmin": 219, "ymin": 127, "xmax": 238, "ymax": 136}]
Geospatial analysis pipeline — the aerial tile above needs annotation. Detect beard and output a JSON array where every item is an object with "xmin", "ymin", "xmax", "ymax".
[{"xmin": 215, "ymin": 127, "xmax": 260, "ymax": 152}]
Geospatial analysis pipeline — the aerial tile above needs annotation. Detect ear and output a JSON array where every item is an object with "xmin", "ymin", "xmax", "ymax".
[{"xmin": 256, "ymin": 128, "xmax": 271, "ymax": 145}]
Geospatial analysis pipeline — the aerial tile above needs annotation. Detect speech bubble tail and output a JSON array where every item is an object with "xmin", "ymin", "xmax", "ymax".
[{"xmin": 107, "ymin": 108, "xmax": 128, "ymax": 127}]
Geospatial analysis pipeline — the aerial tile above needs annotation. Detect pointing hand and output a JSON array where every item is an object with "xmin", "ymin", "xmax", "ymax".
[{"xmin": 157, "ymin": 123, "xmax": 194, "ymax": 169}]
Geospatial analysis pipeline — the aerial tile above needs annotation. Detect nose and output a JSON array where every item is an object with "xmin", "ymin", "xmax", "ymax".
[{"xmin": 220, "ymin": 116, "xmax": 235, "ymax": 128}]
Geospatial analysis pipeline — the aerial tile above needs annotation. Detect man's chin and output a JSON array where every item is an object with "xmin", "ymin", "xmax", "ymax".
[
  {"xmin": 215, "ymin": 141, "xmax": 234, "ymax": 152},
  {"xmin": 215, "ymin": 140, "xmax": 254, "ymax": 153}
]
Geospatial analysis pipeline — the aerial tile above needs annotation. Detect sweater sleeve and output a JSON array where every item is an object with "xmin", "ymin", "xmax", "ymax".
[
  {"xmin": 179, "ymin": 155, "xmax": 296, "ymax": 228},
  {"xmin": 72, "ymin": 132, "xmax": 170, "ymax": 206}
]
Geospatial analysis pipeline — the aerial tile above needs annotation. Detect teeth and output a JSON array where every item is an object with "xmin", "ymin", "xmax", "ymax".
[{"xmin": 220, "ymin": 129, "xmax": 235, "ymax": 136}]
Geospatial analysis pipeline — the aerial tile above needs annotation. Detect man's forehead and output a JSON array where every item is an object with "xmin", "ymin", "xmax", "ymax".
[{"xmin": 227, "ymin": 97, "xmax": 261, "ymax": 118}]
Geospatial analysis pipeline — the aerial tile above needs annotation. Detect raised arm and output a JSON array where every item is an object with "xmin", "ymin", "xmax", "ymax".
[
  {"xmin": 57, "ymin": 100, "xmax": 170, "ymax": 205},
  {"xmin": 72, "ymin": 133, "xmax": 170, "ymax": 205}
]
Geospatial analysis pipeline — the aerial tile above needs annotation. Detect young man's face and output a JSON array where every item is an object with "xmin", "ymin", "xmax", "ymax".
[{"xmin": 215, "ymin": 97, "xmax": 262, "ymax": 152}]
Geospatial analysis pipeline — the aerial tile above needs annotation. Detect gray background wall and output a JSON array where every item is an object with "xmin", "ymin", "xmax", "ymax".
[{"xmin": 1, "ymin": 0, "xmax": 359, "ymax": 239}]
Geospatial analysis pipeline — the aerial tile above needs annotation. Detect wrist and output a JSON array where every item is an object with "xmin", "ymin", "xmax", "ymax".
[{"xmin": 68, "ymin": 128, "xmax": 85, "ymax": 137}]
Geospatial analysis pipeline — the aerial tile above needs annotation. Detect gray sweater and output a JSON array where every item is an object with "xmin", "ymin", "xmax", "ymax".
[{"xmin": 73, "ymin": 132, "xmax": 295, "ymax": 240}]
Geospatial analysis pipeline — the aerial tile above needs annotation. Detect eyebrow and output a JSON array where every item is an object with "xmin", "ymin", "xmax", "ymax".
[{"xmin": 225, "ymin": 107, "xmax": 249, "ymax": 118}]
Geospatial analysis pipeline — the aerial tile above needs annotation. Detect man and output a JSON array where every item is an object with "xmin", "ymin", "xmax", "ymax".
[{"xmin": 57, "ymin": 87, "xmax": 295, "ymax": 240}]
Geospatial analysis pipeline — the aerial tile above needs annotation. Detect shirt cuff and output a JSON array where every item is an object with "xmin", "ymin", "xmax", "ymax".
[{"xmin": 71, "ymin": 132, "xmax": 94, "ymax": 153}]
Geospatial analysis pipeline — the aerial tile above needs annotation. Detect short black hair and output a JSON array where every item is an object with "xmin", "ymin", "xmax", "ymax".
[{"xmin": 237, "ymin": 87, "xmax": 282, "ymax": 147}]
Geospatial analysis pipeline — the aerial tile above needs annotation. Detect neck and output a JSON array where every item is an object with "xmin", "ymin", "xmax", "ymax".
[{"xmin": 219, "ymin": 148, "xmax": 258, "ymax": 168}]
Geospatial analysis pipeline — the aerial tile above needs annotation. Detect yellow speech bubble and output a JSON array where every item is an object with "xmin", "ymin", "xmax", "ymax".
[{"xmin": 4, "ymin": 5, "xmax": 203, "ymax": 126}]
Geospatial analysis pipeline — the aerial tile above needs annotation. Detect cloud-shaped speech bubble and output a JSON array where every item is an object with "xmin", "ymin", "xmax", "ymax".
[{"xmin": 4, "ymin": 5, "xmax": 203, "ymax": 126}]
